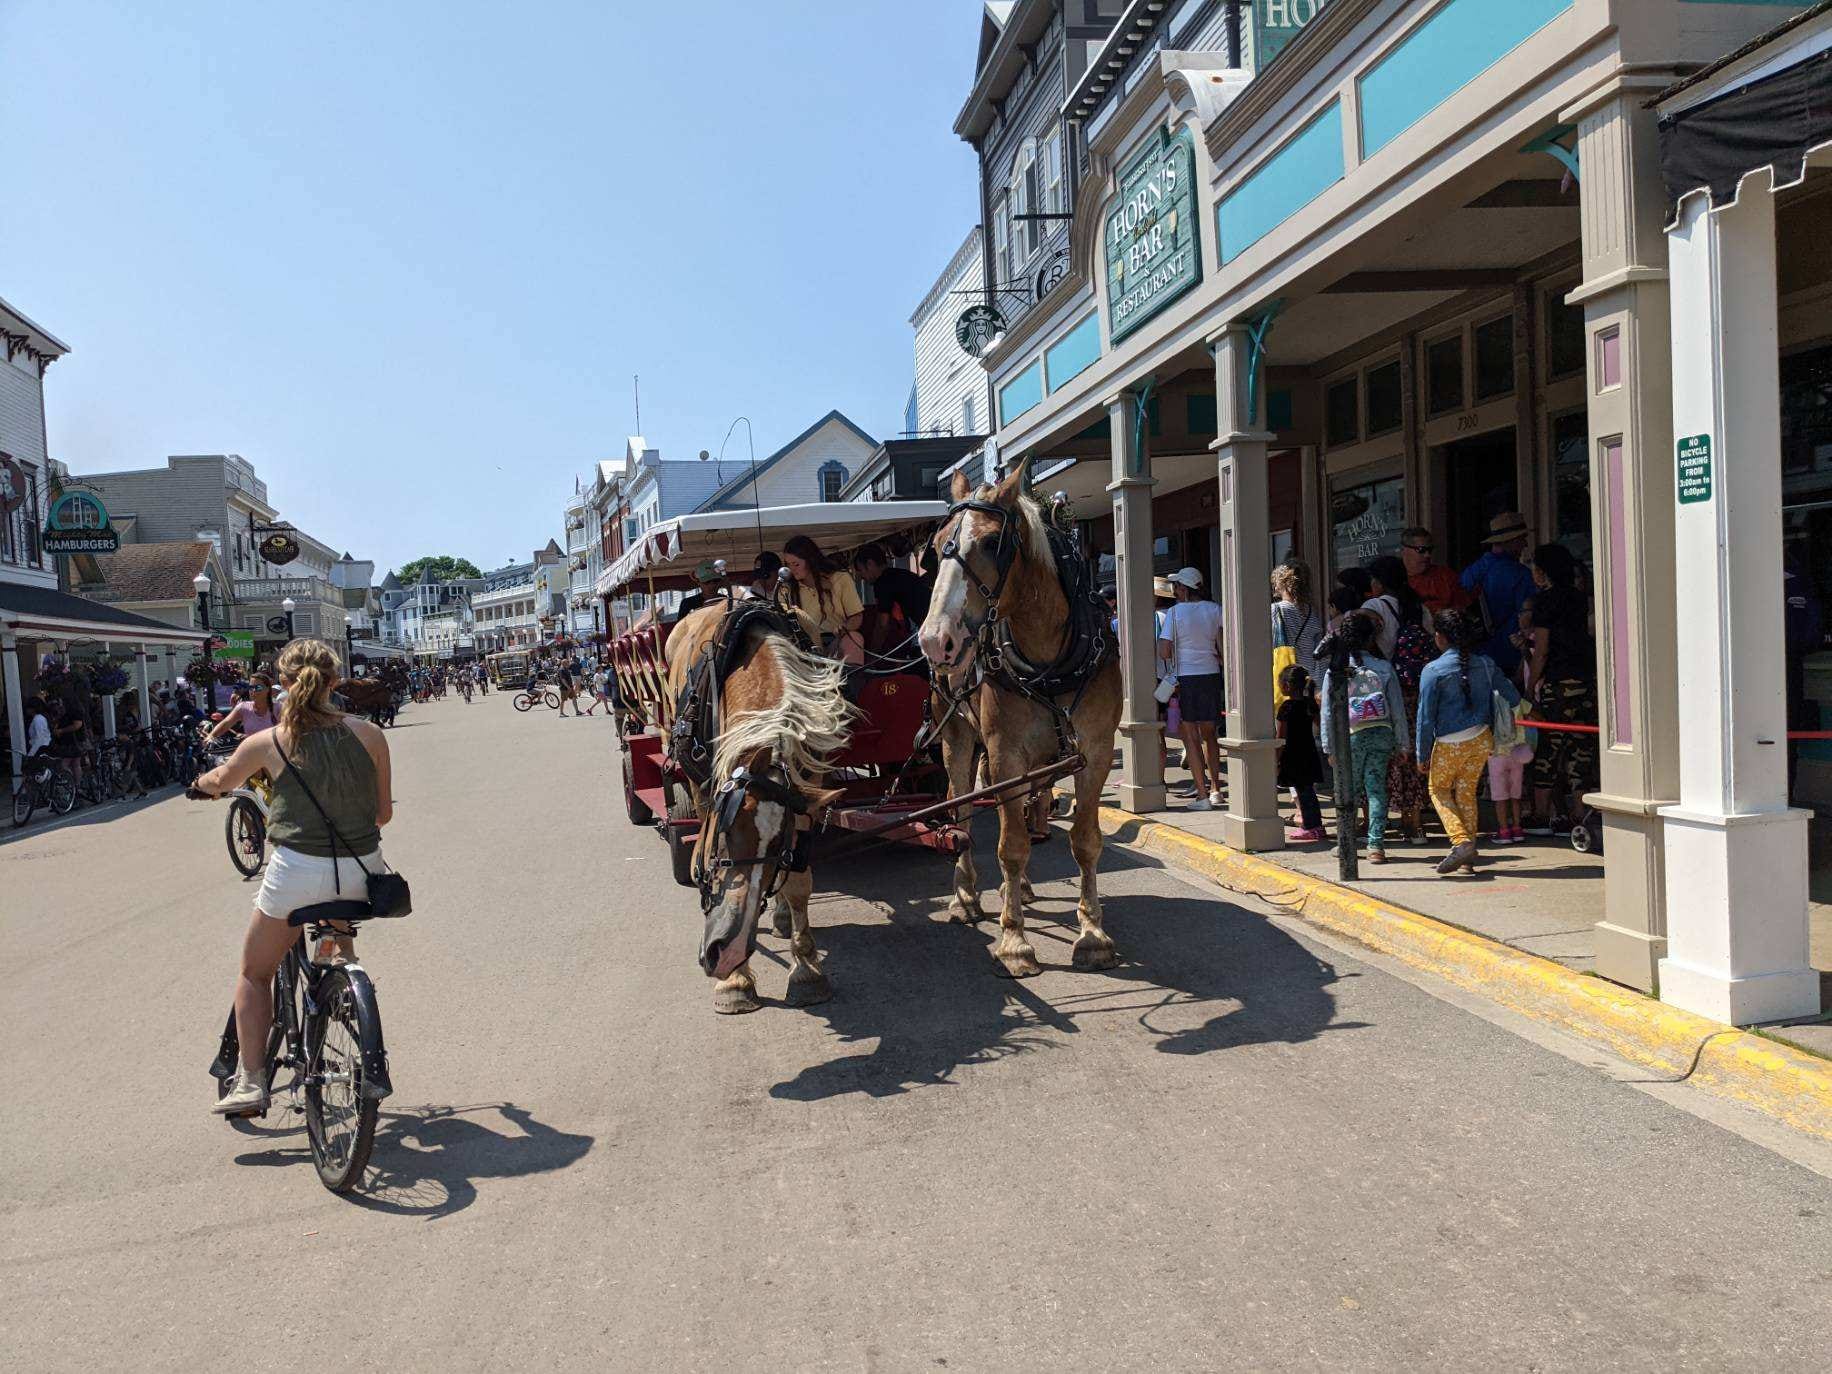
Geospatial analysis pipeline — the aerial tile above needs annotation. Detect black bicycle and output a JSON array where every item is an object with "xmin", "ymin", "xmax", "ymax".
[
  {"xmin": 11, "ymin": 752, "xmax": 76, "ymax": 827},
  {"xmin": 206, "ymin": 896, "xmax": 395, "ymax": 1192}
]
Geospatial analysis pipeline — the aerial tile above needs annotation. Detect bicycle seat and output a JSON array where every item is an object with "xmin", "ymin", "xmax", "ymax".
[{"xmin": 286, "ymin": 899, "xmax": 373, "ymax": 927}]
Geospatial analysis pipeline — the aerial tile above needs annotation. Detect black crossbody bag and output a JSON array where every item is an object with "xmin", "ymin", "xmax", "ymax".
[{"xmin": 274, "ymin": 734, "xmax": 412, "ymax": 919}]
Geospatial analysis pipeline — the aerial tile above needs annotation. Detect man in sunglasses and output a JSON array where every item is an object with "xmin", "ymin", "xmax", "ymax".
[{"xmin": 1399, "ymin": 527, "xmax": 1471, "ymax": 618}]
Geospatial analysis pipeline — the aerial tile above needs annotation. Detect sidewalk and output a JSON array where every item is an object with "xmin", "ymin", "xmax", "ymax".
[{"xmin": 1076, "ymin": 768, "xmax": 1832, "ymax": 1063}]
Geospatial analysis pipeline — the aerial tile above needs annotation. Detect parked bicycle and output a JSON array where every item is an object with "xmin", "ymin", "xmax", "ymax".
[{"xmin": 11, "ymin": 752, "xmax": 77, "ymax": 827}]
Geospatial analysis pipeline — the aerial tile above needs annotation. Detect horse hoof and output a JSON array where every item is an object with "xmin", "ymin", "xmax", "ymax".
[
  {"xmin": 785, "ymin": 968, "xmax": 832, "ymax": 1007},
  {"xmin": 1071, "ymin": 934, "xmax": 1119, "ymax": 971},
  {"xmin": 712, "ymin": 984, "xmax": 762, "ymax": 1015},
  {"xmin": 994, "ymin": 943, "xmax": 1042, "ymax": 979},
  {"xmin": 1020, "ymin": 879, "xmax": 1036, "ymax": 902},
  {"xmin": 946, "ymin": 900, "xmax": 986, "ymax": 925},
  {"xmin": 770, "ymin": 903, "xmax": 795, "ymax": 940}
]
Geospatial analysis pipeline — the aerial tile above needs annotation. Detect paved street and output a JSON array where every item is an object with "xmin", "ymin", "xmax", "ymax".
[{"xmin": 3, "ymin": 693, "xmax": 1829, "ymax": 1372}]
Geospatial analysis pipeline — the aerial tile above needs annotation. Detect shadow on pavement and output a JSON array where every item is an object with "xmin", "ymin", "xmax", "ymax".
[
  {"xmin": 234, "ymin": 1101, "xmax": 593, "ymax": 1217},
  {"xmin": 767, "ymin": 820, "xmax": 1358, "ymax": 1101}
]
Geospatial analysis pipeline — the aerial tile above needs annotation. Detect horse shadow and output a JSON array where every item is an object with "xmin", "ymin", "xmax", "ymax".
[
  {"xmin": 768, "ymin": 816, "xmax": 1358, "ymax": 1101},
  {"xmin": 234, "ymin": 1101, "xmax": 593, "ymax": 1218}
]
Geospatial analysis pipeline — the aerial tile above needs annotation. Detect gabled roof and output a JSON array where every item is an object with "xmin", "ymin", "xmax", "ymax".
[
  {"xmin": 695, "ymin": 410, "xmax": 877, "ymax": 512},
  {"xmin": 87, "ymin": 540, "xmax": 214, "ymax": 603},
  {"xmin": 379, "ymin": 571, "xmax": 402, "ymax": 590}
]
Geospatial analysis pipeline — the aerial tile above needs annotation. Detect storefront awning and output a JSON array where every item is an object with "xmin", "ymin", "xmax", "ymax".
[
  {"xmin": 1657, "ymin": 4, "xmax": 1832, "ymax": 227},
  {"xmin": 0, "ymin": 581, "xmax": 211, "ymax": 649}
]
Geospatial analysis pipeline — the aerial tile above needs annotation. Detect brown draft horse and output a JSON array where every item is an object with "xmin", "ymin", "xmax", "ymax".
[
  {"xmin": 919, "ymin": 461, "xmax": 1124, "ymax": 978},
  {"xmin": 665, "ymin": 602, "xmax": 850, "ymax": 1014}
]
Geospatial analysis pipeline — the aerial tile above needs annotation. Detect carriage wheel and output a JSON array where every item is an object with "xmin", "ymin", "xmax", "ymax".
[{"xmin": 622, "ymin": 747, "xmax": 654, "ymax": 826}]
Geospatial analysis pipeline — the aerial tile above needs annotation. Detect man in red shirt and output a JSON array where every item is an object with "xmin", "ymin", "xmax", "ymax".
[{"xmin": 1400, "ymin": 527, "xmax": 1471, "ymax": 618}]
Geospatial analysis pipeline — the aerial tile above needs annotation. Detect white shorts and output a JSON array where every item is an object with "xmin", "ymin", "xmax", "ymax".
[{"xmin": 256, "ymin": 845, "xmax": 385, "ymax": 921}]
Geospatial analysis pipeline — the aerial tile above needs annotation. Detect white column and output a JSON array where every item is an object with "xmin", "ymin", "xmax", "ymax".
[
  {"xmin": 1657, "ymin": 189, "xmax": 1817, "ymax": 1025},
  {"xmin": 135, "ymin": 649, "xmax": 151, "ymax": 727},
  {"xmin": 3, "ymin": 632, "xmax": 24, "ymax": 794},
  {"xmin": 1212, "ymin": 326, "xmax": 1283, "ymax": 852},
  {"xmin": 1107, "ymin": 388, "xmax": 1165, "ymax": 812}
]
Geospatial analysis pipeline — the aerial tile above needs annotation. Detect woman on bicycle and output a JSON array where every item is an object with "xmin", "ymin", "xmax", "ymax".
[
  {"xmin": 193, "ymin": 638, "xmax": 393, "ymax": 1116},
  {"xmin": 202, "ymin": 671, "xmax": 278, "ymax": 745}
]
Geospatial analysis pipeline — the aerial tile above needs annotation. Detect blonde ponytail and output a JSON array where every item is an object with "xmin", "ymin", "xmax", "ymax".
[{"xmin": 276, "ymin": 638, "xmax": 344, "ymax": 733}]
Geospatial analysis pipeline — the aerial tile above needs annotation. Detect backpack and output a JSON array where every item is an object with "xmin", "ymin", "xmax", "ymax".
[
  {"xmin": 1345, "ymin": 662, "xmax": 1390, "ymax": 727},
  {"xmin": 1390, "ymin": 620, "xmax": 1432, "ymax": 690}
]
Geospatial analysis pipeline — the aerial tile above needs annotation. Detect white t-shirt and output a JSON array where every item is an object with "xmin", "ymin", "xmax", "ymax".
[
  {"xmin": 1160, "ymin": 598, "xmax": 1224, "ymax": 677},
  {"xmin": 25, "ymin": 712, "xmax": 51, "ymax": 756}
]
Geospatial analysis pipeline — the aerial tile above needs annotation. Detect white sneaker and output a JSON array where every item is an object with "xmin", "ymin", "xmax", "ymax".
[
  {"xmin": 212, "ymin": 1067, "xmax": 270, "ymax": 1116},
  {"xmin": 1208, "ymin": 789, "xmax": 1224, "ymax": 807},
  {"xmin": 1187, "ymin": 797, "xmax": 1214, "ymax": 811}
]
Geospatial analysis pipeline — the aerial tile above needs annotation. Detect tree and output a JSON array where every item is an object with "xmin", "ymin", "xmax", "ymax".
[{"xmin": 395, "ymin": 555, "xmax": 482, "ymax": 583}]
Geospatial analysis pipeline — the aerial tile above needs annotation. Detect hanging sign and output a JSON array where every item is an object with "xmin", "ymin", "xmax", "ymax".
[
  {"xmin": 956, "ymin": 304, "xmax": 1007, "ymax": 358},
  {"xmin": 1676, "ymin": 434, "xmax": 1713, "ymax": 505},
  {"xmin": 1034, "ymin": 251, "xmax": 1069, "ymax": 303},
  {"xmin": 1105, "ymin": 126, "xmax": 1202, "ymax": 344},
  {"xmin": 219, "ymin": 630, "xmax": 257, "ymax": 662},
  {"xmin": 266, "ymin": 615, "xmax": 291, "ymax": 634},
  {"xmin": 1253, "ymin": 0, "xmax": 1328, "ymax": 70},
  {"xmin": 258, "ymin": 531, "xmax": 301, "ymax": 566},
  {"xmin": 0, "ymin": 455, "xmax": 27, "ymax": 516},
  {"xmin": 42, "ymin": 490, "xmax": 119, "ymax": 554}
]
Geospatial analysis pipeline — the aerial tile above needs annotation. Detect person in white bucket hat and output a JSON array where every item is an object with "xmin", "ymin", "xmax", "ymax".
[{"xmin": 1158, "ymin": 566, "xmax": 1225, "ymax": 809}]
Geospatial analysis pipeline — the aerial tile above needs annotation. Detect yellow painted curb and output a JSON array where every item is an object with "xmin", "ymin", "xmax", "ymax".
[{"xmin": 1098, "ymin": 806, "xmax": 1832, "ymax": 1142}]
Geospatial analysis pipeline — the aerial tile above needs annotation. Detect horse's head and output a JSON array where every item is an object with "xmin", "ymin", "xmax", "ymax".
[
  {"xmin": 920, "ymin": 459, "xmax": 1032, "ymax": 671},
  {"xmin": 697, "ymin": 757, "xmax": 844, "ymax": 980}
]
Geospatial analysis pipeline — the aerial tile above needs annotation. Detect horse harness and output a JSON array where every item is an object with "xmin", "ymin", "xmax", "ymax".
[
  {"xmin": 930, "ymin": 495, "xmax": 1114, "ymax": 762},
  {"xmin": 699, "ymin": 762, "xmax": 814, "ymax": 914},
  {"xmin": 669, "ymin": 596, "xmax": 814, "ymax": 796}
]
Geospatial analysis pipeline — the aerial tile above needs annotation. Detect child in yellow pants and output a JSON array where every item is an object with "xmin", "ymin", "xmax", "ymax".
[{"xmin": 1415, "ymin": 608, "xmax": 1520, "ymax": 876}]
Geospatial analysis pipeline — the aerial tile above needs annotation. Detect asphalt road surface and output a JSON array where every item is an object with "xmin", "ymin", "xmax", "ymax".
[{"xmin": 4, "ymin": 690, "xmax": 1829, "ymax": 1372}]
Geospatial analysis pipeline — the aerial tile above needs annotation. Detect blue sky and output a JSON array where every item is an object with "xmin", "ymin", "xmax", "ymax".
[{"xmin": 1, "ymin": 1, "xmax": 982, "ymax": 576}]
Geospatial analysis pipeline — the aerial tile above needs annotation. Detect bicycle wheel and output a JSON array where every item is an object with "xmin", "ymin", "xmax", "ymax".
[
  {"xmin": 542, "ymin": 691, "xmax": 561, "ymax": 710},
  {"xmin": 304, "ymin": 967, "xmax": 380, "ymax": 1192},
  {"xmin": 226, "ymin": 797, "xmax": 267, "ymax": 877},
  {"xmin": 513, "ymin": 692, "xmax": 535, "ymax": 712},
  {"xmin": 12, "ymin": 783, "xmax": 36, "ymax": 828},
  {"xmin": 49, "ymin": 769, "xmax": 77, "ymax": 815}
]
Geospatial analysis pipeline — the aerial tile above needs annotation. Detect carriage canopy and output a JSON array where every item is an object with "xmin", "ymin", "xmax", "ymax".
[{"xmin": 597, "ymin": 500, "xmax": 951, "ymax": 597}]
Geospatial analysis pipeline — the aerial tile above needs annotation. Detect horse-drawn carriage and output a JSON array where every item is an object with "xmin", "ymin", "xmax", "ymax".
[{"xmin": 606, "ymin": 472, "xmax": 1121, "ymax": 1013}]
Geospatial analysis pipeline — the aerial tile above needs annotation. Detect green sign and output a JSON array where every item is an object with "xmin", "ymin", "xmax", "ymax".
[
  {"xmin": 1676, "ymin": 434, "xmax": 1713, "ymax": 505},
  {"xmin": 1254, "ymin": 0, "xmax": 1329, "ymax": 70},
  {"xmin": 42, "ymin": 489, "xmax": 120, "ymax": 555},
  {"xmin": 220, "ymin": 630, "xmax": 257, "ymax": 661},
  {"xmin": 1105, "ymin": 127, "xmax": 1202, "ymax": 344}
]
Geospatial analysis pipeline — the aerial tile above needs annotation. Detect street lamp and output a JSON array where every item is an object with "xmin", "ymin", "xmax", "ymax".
[
  {"xmin": 281, "ymin": 596, "xmax": 296, "ymax": 640},
  {"xmin": 193, "ymin": 571, "xmax": 214, "ymax": 712}
]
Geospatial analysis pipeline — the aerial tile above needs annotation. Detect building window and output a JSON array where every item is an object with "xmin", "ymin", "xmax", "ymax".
[
  {"xmin": 1426, "ymin": 335, "xmax": 1464, "ymax": 415},
  {"xmin": 1546, "ymin": 289, "xmax": 1586, "ymax": 380},
  {"xmin": 1474, "ymin": 314, "xmax": 1515, "ymax": 400},
  {"xmin": 1042, "ymin": 124, "xmax": 1063, "ymax": 219},
  {"xmin": 961, "ymin": 394, "xmax": 975, "ymax": 434},
  {"xmin": 1324, "ymin": 378, "xmax": 1358, "ymax": 448},
  {"xmin": 994, "ymin": 196, "xmax": 1011, "ymax": 287},
  {"xmin": 1365, "ymin": 360, "xmax": 1402, "ymax": 436},
  {"xmin": 818, "ymin": 462, "xmax": 847, "ymax": 502}
]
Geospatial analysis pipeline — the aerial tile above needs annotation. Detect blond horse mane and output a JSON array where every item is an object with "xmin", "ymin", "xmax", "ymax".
[{"xmin": 712, "ymin": 628, "xmax": 857, "ymax": 785}]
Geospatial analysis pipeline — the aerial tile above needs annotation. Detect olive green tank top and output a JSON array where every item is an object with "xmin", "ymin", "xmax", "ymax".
[{"xmin": 269, "ymin": 724, "xmax": 381, "ymax": 859}]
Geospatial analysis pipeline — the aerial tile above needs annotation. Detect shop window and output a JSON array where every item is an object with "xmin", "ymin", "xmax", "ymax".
[
  {"xmin": 1187, "ymin": 393, "xmax": 1217, "ymax": 436},
  {"xmin": 1267, "ymin": 388, "xmax": 1294, "ymax": 432},
  {"xmin": 1474, "ymin": 314, "xmax": 1514, "ymax": 401},
  {"xmin": 1325, "ymin": 378, "xmax": 1358, "ymax": 448},
  {"xmin": 1595, "ymin": 327, "xmax": 1621, "ymax": 390},
  {"xmin": 1546, "ymin": 290, "xmax": 1585, "ymax": 380},
  {"xmin": 1331, "ymin": 475, "xmax": 1406, "ymax": 571},
  {"xmin": 1426, "ymin": 336, "xmax": 1463, "ymax": 415},
  {"xmin": 1366, "ymin": 360, "xmax": 1402, "ymax": 436},
  {"xmin": 1550, "ymin": 409, "xmax": 1592, "ymax": 572}
]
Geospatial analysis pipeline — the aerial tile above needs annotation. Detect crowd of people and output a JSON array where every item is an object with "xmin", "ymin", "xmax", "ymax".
[{"xmin": 1106, "ymin": 510, "xmax": 1600, "ymax": 876}]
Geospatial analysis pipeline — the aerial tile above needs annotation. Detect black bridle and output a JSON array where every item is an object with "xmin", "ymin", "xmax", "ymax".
[
  {"xmin": 935, "ymin": 499, "xmax": 1022, "ymax": 642},
  {"xmin": 698, "ymin": 762, "xmax": 814, "ymax": 914}
]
